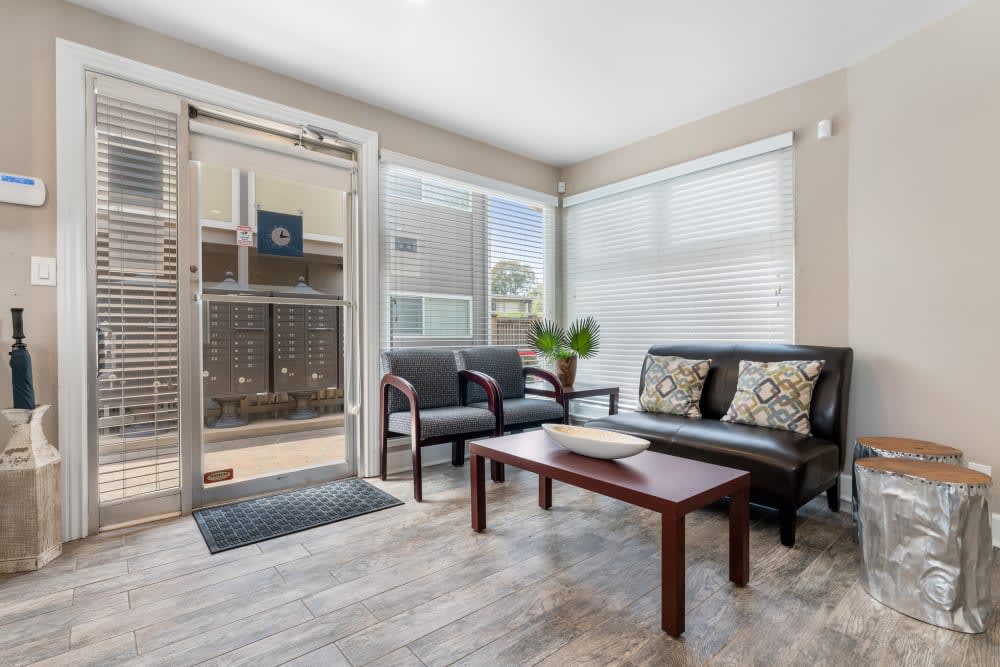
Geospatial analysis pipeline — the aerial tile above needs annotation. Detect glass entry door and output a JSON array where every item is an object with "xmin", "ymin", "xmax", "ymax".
[{"xmin": 188, "ymin": 132, "xmax": 355, "ymax": 507}]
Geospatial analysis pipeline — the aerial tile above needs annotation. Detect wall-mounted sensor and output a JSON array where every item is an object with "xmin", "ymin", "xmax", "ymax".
[
  {"xmin": 817, "ymin": 119, "xmax": 833, "ymax": 140},
  {"xmin": 557, "ymin": 181, "xmax": 566, "ymax": 195},
  {"xmin": 0, "ymin": 173, "xmax": 46, "ymax": 207}
]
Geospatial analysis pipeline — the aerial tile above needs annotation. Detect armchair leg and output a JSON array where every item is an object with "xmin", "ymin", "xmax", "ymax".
[
  {"xmin": 379, "ymin": 431, "xmax": 389, "ymax": 481},
  {"xmin": 452, "ymin": 440, "xmax": 465, "ymax": 467},
  {"xmin": 826, "ymin": 480, "xmax": 840, "ymax": 513},
  {"xmin": 490, "ymin": 461, "xmax": 506, "ymax": 483},
  {"xmin": 779, "ymin": 504, "xmax": 797, "ymax": 547},
  {"xmin": 412, "ymin": 436, "xmax": 423, "ymax": 503}
]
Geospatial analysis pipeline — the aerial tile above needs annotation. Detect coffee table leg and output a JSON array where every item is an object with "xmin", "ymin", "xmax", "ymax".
[
  {"xmin": 471, "ymin": 453, "xmax": 486, "ymax": 532},
  {"xmin": 662, "ymin": 512, "xmax": 685, "ymax": 637},
  {"xmin": 539, "ymin": 475, "xmax": 552, "ymax": 509},
  {"xmin": 609, "ymin": 390, "xmax": 618, "ymax": 415},
  {"xmin": 729, "ymin": 484, "xmax": 750, "ymax": 586}
]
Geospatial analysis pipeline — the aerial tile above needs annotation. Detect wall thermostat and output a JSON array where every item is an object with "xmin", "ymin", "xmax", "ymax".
[{"xmin": 0, "ymin": 173, "xmax": 46, "ymax": 207}]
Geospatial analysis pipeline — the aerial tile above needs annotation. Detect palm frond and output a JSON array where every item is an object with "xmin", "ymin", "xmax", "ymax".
[
  {"xmin": 528, "ymin": 319, "xmax": 568, "ymax": 361},
  {"xmin": 566, "ymin": 317, "xmax": 601, "ymax": 359}
]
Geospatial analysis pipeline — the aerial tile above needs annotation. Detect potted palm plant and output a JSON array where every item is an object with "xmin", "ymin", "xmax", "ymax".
[{"xmin": 527, "ymin": 317, "xmax": 601, "ymax": 387}]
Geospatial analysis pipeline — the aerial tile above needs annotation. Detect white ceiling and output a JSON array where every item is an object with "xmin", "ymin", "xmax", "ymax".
[{"xmin": 69, "ymin": 0, "xmax": 969, "ymax": 166}]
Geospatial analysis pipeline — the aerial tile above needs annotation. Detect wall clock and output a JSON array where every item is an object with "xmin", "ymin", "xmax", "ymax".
[{"xmin": 256, "ymin": 210, "xmax": 304, "ymax": 257}]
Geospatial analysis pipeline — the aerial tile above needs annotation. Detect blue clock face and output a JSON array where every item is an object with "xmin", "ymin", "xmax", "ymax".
[
  {"xmin": 257, "ymin": 211, "xmax": 303, "ymax": 257},
  {"xmin": 271, "ymin": 226, "xmax": 292, "ymax": 247}
]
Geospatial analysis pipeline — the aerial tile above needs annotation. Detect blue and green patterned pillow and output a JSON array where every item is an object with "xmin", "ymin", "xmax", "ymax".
[
  {"xmin": 639, "ymin": 355, "xmax": 712, "ymax": 419},
  {"xmin": 721, "ymin": 359, "xmax": 825, "ymax": 435}
]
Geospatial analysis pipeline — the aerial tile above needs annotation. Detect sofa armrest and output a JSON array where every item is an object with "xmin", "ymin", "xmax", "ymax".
[
  {"xmin": 381, "ymin": 373, "xmax": 420, "ymax": 438},
  {"xmin": 523, "ymin": 367, "xmax": 563, "ymax": 403},
  {"xmin": 460, "ymin": 370, "xmax": 504, "ymax": 434}
]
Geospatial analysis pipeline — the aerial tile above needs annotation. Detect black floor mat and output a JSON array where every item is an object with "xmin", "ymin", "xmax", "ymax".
[{"xmin": 193, "ymin": 478, "xmax": 404, "ymax": 553}]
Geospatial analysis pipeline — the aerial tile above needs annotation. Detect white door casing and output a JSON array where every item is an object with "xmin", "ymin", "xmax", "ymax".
[{"xmin": 56, "ymin": 40, "xmax": 380, "ymax": 540}]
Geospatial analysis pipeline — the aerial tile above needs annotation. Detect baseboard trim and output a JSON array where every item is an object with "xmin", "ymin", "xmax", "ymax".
[
  {"xmin": 840, "ymin": 472, "xmax": 1000, "ymax": 548},
  {"xmin": 384, "ymin": 439, "xmax": 456, "ymax": 476},
  {"xmin": 839, "ymin": 472, "xmax": 852, "ymax": 509}
]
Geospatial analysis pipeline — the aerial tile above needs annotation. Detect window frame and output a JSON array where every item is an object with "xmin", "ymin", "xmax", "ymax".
[
  {"xmin": 380, "ymin": 152, "xmax": 558, "ymax": 353},
  {"xmin": 388, "ymin": 292, "xmax": 474, "ymax": 340}
]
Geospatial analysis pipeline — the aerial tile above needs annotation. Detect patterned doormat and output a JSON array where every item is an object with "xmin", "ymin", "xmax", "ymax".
[{"xmin": 193, "ymin": 478, "xmax": 404, "ymax": 553}]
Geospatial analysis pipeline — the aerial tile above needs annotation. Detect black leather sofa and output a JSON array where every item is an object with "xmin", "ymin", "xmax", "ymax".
[{"xmin": 586, "ymin": 343, "xmax": 853, "ymax": 547}]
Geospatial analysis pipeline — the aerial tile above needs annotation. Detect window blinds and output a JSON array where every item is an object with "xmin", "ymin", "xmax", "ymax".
[
  {"xmin": 94, "ymin": 85, "xmax": 181, "ymax": 504},
  {"xmin": 564, "ymin": 146, "xmax": 795, "ymax": 411},
  {"xmin": 380, "ymin": 160, "xmax": 555, "ymax": 351}
]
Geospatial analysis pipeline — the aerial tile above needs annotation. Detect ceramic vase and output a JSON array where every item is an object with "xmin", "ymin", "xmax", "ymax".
[
  {"xmin": 0, "ymin": 405, "xmax": 62, "ymax": 572},
  {"xmin": 556, "ymin": 356, "xmax": 578, "ymax": 387}
]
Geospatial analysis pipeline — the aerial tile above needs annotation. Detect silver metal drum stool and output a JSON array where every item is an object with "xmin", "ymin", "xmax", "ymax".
[
  {"xmin": 852, "ymin": 436, "xmax": 963, "ymax": 520},
  {"xmin": 855, "ymin": 458, "xmax": 993, "ymax": 633}
]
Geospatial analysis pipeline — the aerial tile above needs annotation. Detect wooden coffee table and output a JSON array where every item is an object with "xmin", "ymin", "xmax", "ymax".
[{"xmin": 469, "ymin": 431, "xmax": 750, "ymax": 637}]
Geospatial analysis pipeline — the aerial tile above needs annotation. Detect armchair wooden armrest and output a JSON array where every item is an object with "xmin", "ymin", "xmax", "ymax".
[
  {"xmin": 523, "ymin": 366, "xmax": 564, "ymax": 402},
  {"xmin": 460, "ymin": 370, "xmax": 504, "ymax": 434},
  {"xmin": 381, "ymin": 373, "xmax": 421, "ymax": 438}
]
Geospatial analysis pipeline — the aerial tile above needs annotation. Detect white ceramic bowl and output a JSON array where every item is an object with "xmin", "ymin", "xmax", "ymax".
[{"xmin": 542, "ymin": 423, "xmax": 650, "ymax": 460}]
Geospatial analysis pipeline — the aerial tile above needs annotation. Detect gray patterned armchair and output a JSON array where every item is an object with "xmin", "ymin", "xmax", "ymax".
[
  {"xmin": 457, "ymin": 346, "xmax": 566, "ymax": 481},
  {"xmin": 380, "ymin": 348, "xmax": 503, "ymax": 502}
]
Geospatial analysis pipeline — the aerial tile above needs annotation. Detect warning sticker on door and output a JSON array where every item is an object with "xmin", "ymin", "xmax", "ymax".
[
  {"xmin": 236, "ymin": 225, "xmax": 253, "ymax": 247},
  {"xmin": 204, "ymin": 468, "xmax": 235, "ymax": 484}
]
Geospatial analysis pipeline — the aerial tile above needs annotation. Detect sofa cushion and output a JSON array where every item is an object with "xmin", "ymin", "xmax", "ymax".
[
  {"xmin": 382, "ymin": 348, "xmax": 460, "ymax": 413},
  {"xmin": 586, "ymin": 412, "xmax": 839, "ymax": 505},
  {"xmin": 388, "ymin": 406, "xmax": 497, "ymax": 439},
  {"xmin": 641, "ymin": 344, "xmax": 852, "ymax": 450},
  {"xmin": 471, "ymin": 397, "xmax": 564, "ymax": 426},
  {"xmin": 583, "ymin": 410, "xmax": 688, "ymax": 444},
  {"xmin": 458, "ymin": 346, "xmax": 526, "ymax": 403},
  {"xmin": 721, "ymin": 359, "xmax": 825, "ymax": 435},
  {"xmin": 638, "ymin": 354, "xmax": 712, "ymax": 419}
]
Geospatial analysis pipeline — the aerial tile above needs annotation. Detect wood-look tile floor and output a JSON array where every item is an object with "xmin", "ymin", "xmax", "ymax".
[{"xmin": 2, "ymin": 462, "xmax": 998, "ymax": 666}]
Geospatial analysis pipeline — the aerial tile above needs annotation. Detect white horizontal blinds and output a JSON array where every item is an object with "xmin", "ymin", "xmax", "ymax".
[
  {"xmin": 564, "ymin": 147, "xmax": 794, "ymax": 410},
  {"xmin": 95, "ymin": 84, "xmax": 181, "ymax": 504},
  {"xmin": 381, "ymin": 161, "xmax": 552, "ymax": 350}
]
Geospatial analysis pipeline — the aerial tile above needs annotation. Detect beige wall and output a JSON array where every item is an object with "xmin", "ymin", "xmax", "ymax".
[
  {"xmin": 845, "ymin": 0, "xmax": 1000, "ymax": 488},
  {"xmin": 0, "ymin": 0, "xmax": 558, "ymax": 445},
  {"xmin": 560, "ymin": 71, "xmax": 851, "ymax": 348}
]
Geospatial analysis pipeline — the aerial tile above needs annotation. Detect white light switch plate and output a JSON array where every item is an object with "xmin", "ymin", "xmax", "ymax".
[{"xmin": 30, "ymin": 256, "xmax": 56, "ymax": 286}]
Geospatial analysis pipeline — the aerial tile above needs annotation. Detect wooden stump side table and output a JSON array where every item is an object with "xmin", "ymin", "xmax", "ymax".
[
  {"xmin": 851, "ymin": 436, "xmax": 963, "ymax": 520},
  {"xmin": 855, "ymin": 458, "xmax": 992, "ymax": 633}
]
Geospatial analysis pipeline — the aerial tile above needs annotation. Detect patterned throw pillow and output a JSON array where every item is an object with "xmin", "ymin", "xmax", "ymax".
[
  {"xmin": 639, "ymin": 355, "xmax": 712, "ymax": 419},
  {"xmin": 721, "ymin": 360, "xmax": 825, "ymax": 435}
]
